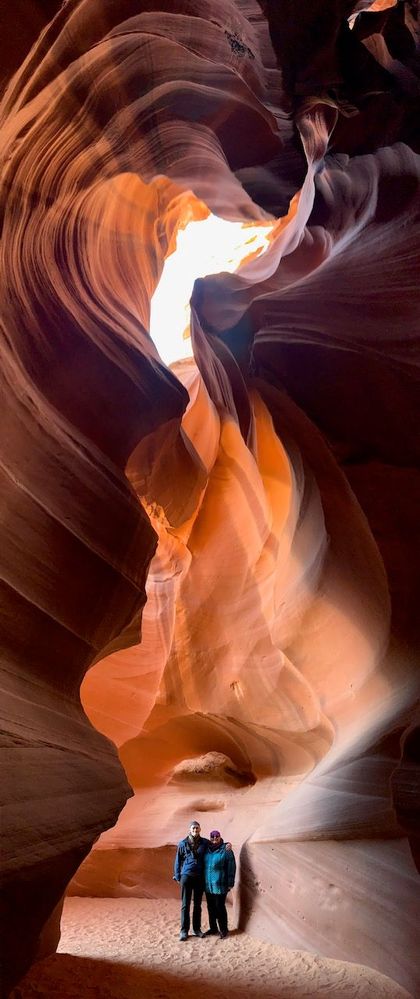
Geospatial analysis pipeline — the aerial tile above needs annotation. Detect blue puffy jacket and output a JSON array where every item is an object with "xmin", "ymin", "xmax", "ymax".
[
  {"xmin": 174, "ymin": 836, "xmax": 209, "ymax": 880},
  {"xmin": 204, "ymin": 841, "xmax": 236, "ymax": 894}
]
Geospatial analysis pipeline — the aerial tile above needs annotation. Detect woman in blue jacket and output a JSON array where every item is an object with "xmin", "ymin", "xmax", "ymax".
[{"xmin": 203, "ymin": 830, "xmax": 236, "ymax": 938}]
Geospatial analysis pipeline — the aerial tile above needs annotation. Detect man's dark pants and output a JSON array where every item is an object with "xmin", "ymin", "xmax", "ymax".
[
  {"xmin": 205, "ymin": 891, "xmax": 228, "ymax": 934},
  {"xmin": 181, "ymin": 875, "xmax": 204, "ymax": 933}
]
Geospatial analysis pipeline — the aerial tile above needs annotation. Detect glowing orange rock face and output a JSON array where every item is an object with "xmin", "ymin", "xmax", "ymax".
[
  {"xmin": 1, "ymin": 0, "xmax": 420, "ymax": 995},
  {"xmin": 80, "ymin": 170, "xmax": 413, "ymax": 996}
]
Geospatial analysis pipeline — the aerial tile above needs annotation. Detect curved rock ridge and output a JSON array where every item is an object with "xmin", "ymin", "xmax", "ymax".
[{"xmin": 1, "ymin": 1, "xmax": 419, "ymax": 996}]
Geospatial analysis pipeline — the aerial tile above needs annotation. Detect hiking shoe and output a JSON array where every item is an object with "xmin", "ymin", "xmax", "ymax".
[
  {"xmin": 193, "ymin": 930, "xmax": 204, "ymax": 937},
  {"xmin": 203, "ymin": 929, "xmax": 218, "ymax": 936},
  {"xmin": 219, "ymin": 931, "xmax": 228, "ymax": 939},
  {"xmin": 179, "ymin": 931, "xmax": 188, "ymax": 941}
]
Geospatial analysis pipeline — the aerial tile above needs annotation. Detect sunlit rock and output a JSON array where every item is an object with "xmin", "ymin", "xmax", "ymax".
[{"xmin": 1, "ymin": 0, "xmax": 419, "ymax": 996}]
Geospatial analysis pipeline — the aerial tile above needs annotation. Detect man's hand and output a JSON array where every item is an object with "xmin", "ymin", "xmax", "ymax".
[{"xmin": 225, "ymin": 842, "xmax": 232, "ymax": 851}]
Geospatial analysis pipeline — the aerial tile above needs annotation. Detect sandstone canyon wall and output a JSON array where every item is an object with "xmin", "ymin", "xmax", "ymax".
[{"xmin": 1, "ymin": 1, "xmax": 419, "ymax": 996}]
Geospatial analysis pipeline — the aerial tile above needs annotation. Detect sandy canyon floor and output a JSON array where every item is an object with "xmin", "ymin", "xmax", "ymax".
[{"xmin": 11, "ymin": 897, "xmax": 411, "ymax": 998}]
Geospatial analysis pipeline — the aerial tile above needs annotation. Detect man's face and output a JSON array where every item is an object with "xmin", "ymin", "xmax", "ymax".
[{"xmin": 190, "ymin": 823, "xmax": 200, "ymax": 837}]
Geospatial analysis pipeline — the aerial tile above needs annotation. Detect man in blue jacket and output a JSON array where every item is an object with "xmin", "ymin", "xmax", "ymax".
[
  {"xmin": 173, "ymin": 820, "xmax": 209, "ymax": 940},
  {"xmin": 203, "ymin": 830, "xmax": 236, "ymax": 938}
]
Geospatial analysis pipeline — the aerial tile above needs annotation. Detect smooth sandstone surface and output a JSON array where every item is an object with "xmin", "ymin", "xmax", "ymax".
[{"xmin": 1, "ymin": 1, "xmax": 419, "ymax": 997}]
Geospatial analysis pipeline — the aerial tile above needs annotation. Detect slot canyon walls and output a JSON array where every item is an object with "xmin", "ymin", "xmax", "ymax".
[{"xmin": 1, "ymin": 1, "xmax": 419, "ymax": 996}]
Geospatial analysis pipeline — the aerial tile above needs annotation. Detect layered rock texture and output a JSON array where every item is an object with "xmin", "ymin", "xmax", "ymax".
[{"xmin": 1, "ymin": 1, "xmax": 419, "ymax": 997}]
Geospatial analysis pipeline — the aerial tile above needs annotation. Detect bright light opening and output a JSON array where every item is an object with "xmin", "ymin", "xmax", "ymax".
[{"xmin": 149, "ymin": 212, "xmax": 274, "ymax": 367}]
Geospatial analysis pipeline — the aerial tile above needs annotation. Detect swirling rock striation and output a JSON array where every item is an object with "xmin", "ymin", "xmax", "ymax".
[{"xmin": 1, "ymin": 1, "xmax": 419, "ymax": 996}]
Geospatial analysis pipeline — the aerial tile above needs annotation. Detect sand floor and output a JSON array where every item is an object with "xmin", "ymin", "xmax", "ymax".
[{"xmin": 11, "ymin": 898, "xmax": 411, "ymax": 999}]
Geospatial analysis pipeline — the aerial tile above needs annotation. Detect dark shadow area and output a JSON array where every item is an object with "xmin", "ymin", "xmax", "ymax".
[
  {"xmin": 10, "ymin": 947, "xmax": 398, "ymax": 999},
  {"xmin": 10, "ymin": 951, "xmax": 276, "ymax": 999},
  {"xmin": 0, "ymin": 1, "xmax": 62, "ymax": 92},
  {"xmin": 11, "ymin": 952, "xmax": 265, "ymax": 999}
]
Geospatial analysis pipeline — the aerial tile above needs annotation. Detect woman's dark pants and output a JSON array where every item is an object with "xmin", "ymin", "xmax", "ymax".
[
  {"xmin": 205, "ymin": 891, "xmax": 228, "ymax": 934},
  {"xmin": 180, "ymin": 875, "xmax": 204, "ymax": 933}
]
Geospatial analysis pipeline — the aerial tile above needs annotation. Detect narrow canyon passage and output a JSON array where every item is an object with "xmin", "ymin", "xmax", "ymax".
[{"xmin": 1, "ymin": 1, "xmax": 419, "ymax": 997}]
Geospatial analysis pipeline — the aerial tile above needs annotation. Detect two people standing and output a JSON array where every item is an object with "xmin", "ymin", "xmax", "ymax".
[{"xmin": 173, "ymin": 821, "xmax": 236, "ymax": 941}]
